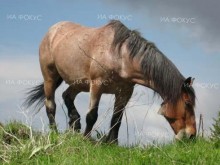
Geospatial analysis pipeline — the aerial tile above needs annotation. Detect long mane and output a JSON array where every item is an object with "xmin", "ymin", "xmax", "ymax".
[{"xmin": 108, "ymin": 20, "xmax": 195, "ymax": 104}]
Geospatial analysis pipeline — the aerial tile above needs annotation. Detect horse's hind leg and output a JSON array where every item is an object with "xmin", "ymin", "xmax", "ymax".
[
  {"xmin": 62, "ymin": 86, "xmax": 81, "ymax": 132},
  {"xmin": 44, "ymin": 78, "xmax": 62, "ymax": 131},
  {"xmin": 41, "ymin": 57, "xmax": 63, "ymax": 130}
]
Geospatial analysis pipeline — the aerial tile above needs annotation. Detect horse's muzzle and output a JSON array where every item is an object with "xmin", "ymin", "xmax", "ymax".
[{"xmin": 175, "ymin": 129, "xmax": 196, "ymax": 140}]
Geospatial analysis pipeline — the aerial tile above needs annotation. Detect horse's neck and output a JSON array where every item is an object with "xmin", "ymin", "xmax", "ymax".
[
  {"xmin": 118, "ymin": 48, "xmax": 164, "ymax": 98},
  {"xmin": 130, "ymin": 75, "xmax": 165, "ymax": 100},
  {"xmin": 119, "ymin": 50, "xmax": 156, "ymax": 89}
]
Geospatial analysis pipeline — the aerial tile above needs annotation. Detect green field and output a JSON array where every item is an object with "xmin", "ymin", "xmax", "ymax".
[{"xmin": 0, "ymin": 122, "xmax": 220, "ymax": 165}]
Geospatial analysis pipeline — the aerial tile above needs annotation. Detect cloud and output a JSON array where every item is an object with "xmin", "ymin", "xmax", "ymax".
[{"xmin": 102, "ymin": 0, "xmax": 220, "ymax": 53}]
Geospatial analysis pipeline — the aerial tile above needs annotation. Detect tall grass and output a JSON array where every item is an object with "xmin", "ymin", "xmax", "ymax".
[{"xmin": 0, "ymin": 121, "xmax": 220, "ymax": 165}]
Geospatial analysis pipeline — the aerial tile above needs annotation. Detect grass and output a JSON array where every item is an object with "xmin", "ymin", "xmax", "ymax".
[{"xmin": 0, "ymin": 121, "xmax": 220, "ymax": 165}]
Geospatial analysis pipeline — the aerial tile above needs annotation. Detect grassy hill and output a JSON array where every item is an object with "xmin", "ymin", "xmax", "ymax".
[{"xmin": 0, "ymin": 121, "xmax": 220, "ymax": 165}]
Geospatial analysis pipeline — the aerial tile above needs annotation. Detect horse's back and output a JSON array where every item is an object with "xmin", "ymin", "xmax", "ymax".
[
  {"xmin": 46, "ymin": 21, "xmax": 85, "ymax": 50},
  {"xmin": 39, "ymin": 21, "xmax": 114, "ymax": 85}
]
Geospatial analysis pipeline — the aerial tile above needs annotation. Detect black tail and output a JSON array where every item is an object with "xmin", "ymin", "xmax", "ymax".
[
  {"xmin": 23, "ymin": 79, "xmax": 63, "ymax": 110},
  {"xmin": 23, "ymin": 83, "xmax": 46, "ymax": 110}
]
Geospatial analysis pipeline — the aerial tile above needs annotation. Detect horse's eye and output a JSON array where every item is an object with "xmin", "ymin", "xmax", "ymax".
[
  {"xmin": 165, "ymin": 117, "xmax": 176, "ymax": 123},
  {"xmin": 185, "ymin": 101, "xmax": 193, "ymax": 109}
]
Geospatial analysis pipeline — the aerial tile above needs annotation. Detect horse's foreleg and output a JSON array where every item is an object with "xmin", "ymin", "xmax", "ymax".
[
  {"xmin": 44, "ymin": 80, "xmax": 58, "ymax": 131},
  {"xmin": 84, "ymin": 84, "xmax": 102, "ymax": 137},
  {"xmin": 62, "ymin": 87, "xmax": 81, "ymax": 132},
  {"xmin": 107, "ymin": 87, "xmax": 134, "ymax": 143}
]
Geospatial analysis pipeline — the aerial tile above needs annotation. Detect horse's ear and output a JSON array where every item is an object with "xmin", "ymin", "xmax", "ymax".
[{"xmin": 184, "ymin": 77, "xmax": 195, "ymax": 88}]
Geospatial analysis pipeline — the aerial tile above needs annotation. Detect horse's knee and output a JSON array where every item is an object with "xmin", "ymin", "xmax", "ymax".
[
  {"xmin": 84, "ymin": 110, "xmax": 98, "ymax": 136},
  {"xmin": 112, "ymin": 114, "xmax": 122, "ymax": 124},
  {"xmin": 45, "ymin": 99, "xmax": 56, "ymax": 110},
  {"xmin": 45, "ymin": 99, "xmax": 56, "ymax": 119},
  {"xmin": 86, "ymin": 110, "xmax": 98, "ymax": 125}
]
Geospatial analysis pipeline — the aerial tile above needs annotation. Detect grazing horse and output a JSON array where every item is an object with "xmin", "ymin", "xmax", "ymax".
[{"xmin": 24, "ymin": 20, "xmax": 196, "ymax": 143}]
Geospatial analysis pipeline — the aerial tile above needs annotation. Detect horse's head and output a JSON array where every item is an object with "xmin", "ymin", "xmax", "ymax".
[{"xmin": 158, "ymin": 77, "xmax": 196, "ymax": 140}]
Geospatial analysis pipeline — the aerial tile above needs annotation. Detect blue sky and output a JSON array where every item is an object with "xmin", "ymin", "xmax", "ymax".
[
  {"xmin": 1, "ymin": 0, "xmax": 219, "ymax": 80},
  {"xmin": 0, "ymin": 0, "xmax": 220, "ymax": 145}
]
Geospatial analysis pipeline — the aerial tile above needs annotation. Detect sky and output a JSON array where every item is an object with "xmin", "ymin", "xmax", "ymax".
[{"xmin": 0, "ymin": 0, "xmax": 220, "ymax": 145}]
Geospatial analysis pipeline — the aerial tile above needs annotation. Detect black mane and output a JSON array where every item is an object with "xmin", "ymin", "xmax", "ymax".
[{"xmin": 108, "ymin": 20, "xmax": 195, "ymax": 104}]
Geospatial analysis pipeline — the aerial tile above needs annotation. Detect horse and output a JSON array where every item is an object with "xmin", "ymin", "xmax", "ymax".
[{"xmin": 23, "ymin": 20, "xmax": 196, "ymax": 143}]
